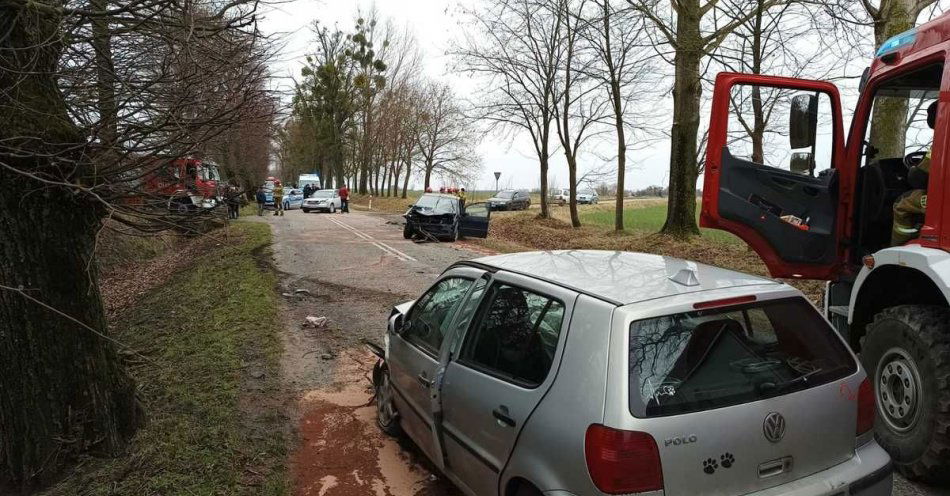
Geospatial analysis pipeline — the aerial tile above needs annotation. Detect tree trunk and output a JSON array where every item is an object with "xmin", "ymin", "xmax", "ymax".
[
  {"xmin": 567, "ymin": 159, "xmax": 580, "ymax": 227},
  {"xmin": 424, "ymin": 163, "xmax": 433, "ymax": 190},
  {"xmin": 661, "ymin": 9, "xmax": 702, "ymax": 237},
  {"xmin": 402, "ymin": 160, "xmax": 411, "ymax": 198},
  {"xmin": 612, "ymin": 80, "xmax": 627, "ymax": 231},
  {"xmin": 91, "ymin": 0, "xmax": 118, "ymax": 153},
  {"xmin": 0, "ymin": 7, "xmax": 141, "ymax": 488}
]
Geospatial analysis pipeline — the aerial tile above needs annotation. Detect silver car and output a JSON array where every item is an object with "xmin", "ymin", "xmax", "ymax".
[
  {"xmin": 372, "ymin": 250, "xmax": 891, "ymax": 496},
  {"xmin": 302, "ymin": 189, "xmax": 341, "ymax": 213}
]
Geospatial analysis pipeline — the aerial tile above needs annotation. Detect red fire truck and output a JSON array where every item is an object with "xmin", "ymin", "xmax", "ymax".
[
  {"xmin": 701, "ymin": 13, "xmax": 950, "ymax": 480},
  {"xmin": 143, "ymin": 157, "xmax": 223, "ymax": 213}
]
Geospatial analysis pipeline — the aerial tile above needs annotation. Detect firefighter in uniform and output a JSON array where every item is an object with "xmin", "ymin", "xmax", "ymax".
[{"xmin": 892, "ymin": 101, "xmax": 937, "ymax": 246}]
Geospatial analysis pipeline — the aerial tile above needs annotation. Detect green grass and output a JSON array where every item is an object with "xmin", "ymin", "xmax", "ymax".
[
  {"xmin": 580, "ymin": 202, "xmax": 743, "ymax": 245},
  {"xmin": 46, "ymin": 222, "xmax": 287, "ymax": 495}
]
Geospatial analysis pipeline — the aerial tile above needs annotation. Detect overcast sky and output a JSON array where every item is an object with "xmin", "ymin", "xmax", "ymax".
[{"xmin": 259, "ymin": 0, "xmax": 679, "ymax": 192}]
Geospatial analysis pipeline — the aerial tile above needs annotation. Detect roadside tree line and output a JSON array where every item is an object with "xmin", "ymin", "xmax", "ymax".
[
  {"xmin": 279, "ymin": 14, "xmax": 482, "ymax": 196},
  {"xmin": 456, "ymin": 0, "xmax": 946, "ymax": 234},
  {"xmin": 1, "ymin": 0, "xmax": 275, "ymax": 489}
]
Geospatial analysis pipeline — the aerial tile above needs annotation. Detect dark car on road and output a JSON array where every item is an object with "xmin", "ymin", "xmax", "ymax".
[
  {"xmin": 488, "ymin": 190, "xmax": 531, "ymax": 211},
  {"xmin": 404, "ymin": 193, "xmax": 490, "ymax": 241}
]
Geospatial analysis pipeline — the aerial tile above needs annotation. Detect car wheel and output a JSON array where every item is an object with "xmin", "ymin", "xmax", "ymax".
[
  {"xmin": 375, "ymin": 366, "xmax": 402, "ymax": 437},
  {"xmin": 302, "ymin": 209, "xmax": 310, "ymax": 213},
  {"xmin": 329, "ymin": 204, "xmax": 336, "ymax": 213},
  {"xmin": 403, "ymin": 223, "xmax": 414, "ymax": 239},
  {"xmin": 862, "ymin": 305, "xmax": 950, "ymax": 482}
]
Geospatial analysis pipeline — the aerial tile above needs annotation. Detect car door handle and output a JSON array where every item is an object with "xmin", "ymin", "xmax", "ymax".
[
  {"xmin": 417, "ymin": 373, "xmax": 433, "ymax": 388},
  {"xmin": 492, "ymin": 406, "xmax": 516, "ymax": 428}
]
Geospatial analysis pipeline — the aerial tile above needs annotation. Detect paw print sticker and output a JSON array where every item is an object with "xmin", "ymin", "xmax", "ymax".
[
  {"xmin": 703, "ymin": 457, "xmax": 718, "ymax": 474},
  {"xmin": 720, "ymin": 452, "xmax": 735, "ymax": 468}
]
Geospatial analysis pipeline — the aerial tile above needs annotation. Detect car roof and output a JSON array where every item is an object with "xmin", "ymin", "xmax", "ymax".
[{"xmin": 459, "ymin": 250, "xmax": 780, "ymax": 306}]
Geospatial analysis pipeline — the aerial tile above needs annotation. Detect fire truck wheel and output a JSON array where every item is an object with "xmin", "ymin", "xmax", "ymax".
[{"xmin": 862, "ymin": 305, "xmax": 950, "ymax": 483}]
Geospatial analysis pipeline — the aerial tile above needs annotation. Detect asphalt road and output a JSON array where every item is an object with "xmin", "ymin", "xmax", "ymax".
[{"xmin": 251, "ymin": 208, "xmax": 946, "ymax": 496}]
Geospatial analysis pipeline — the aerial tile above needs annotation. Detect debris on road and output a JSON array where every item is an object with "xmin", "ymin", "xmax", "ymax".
[
  {"xmin": 304, "ymin": 315, "xmax": 329, "ymax": 328},
  {"xmin": 294, "ymin": 288, "xmax": 311, "ymax": 295}
]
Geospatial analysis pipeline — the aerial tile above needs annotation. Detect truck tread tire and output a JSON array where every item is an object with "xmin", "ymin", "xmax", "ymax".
[{"xmin": 862, "ymin": 305, "xmax": 950, "ymax": 483}]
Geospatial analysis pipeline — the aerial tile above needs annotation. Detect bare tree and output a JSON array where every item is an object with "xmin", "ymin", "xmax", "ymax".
[
  {"xmin": 0, "ymin": 0, "xmax": 271, "ymax": 487},
  {"xmin": 416, "ymin": 82, "xmax": 481, "ymax": 189},
  {"xmin": 628, "ymin": 0, "xmax": 788, "ymax": 236},
  {"xmin": 551, "ymin": 0, "xmax": 608, "ymax": 227},
  {"xmin": 456, "ymin": 0, "xmax": 565, "ymax": 217},
  {"xmin": 582, "ymin": 0, "xmax": 659, "ymax": 231}
]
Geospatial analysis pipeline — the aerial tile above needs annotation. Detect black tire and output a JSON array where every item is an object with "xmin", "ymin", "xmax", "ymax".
[
  {"xmin": 375, "ymin": 366, "xmax": 402, "ymax": 437},
  {"xmin": 329, "ymin": 204, "xmax": 336, "ymax": 213},
  {"xmin": 403, "ymin": 223, "xmax": 414, "ymax": 239},
  {"xmin": 862, "ymin": 305, "xmax": 950, "ymax": 482},
  {"xmin": 302, "ymin": 209, "xmax": 310, "ymax": 213}
]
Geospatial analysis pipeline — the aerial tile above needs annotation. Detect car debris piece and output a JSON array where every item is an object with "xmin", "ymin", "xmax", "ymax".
[
  {"xmin": 294, "ymin": 288, "xmax": 311, "ymax": 295},
  {"xmin": 304, "ymin": 315, "xmax": 329, "ymax": 328}
]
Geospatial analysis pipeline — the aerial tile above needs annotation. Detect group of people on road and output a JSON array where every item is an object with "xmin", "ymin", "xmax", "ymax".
[
  {"xmin": 254, "ymin": 181, "xmax": 350, "ymax": 216},
  {"xmin": 424, "ymin": 186, "xmax": 467, "ymax": 207}
]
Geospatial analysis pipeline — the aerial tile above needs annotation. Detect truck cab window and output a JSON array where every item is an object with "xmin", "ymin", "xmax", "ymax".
[
  {"xmin": 727, "ymin": 84, "xmax": 835, "ymax": 178},
  {"xmin": 856, "ymin": 63, "xmax": 943, "ymax": 252}
]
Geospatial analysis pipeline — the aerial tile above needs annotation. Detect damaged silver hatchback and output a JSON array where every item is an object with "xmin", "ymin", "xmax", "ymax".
[{"xmin": 371, "ymin": 250, "xmax": 892, "ymax": 496}]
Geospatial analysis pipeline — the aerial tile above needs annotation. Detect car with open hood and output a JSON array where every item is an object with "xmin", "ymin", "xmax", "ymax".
[{"xmin": 371, "ymin": 250, "xmax": 892, "ymax": 496}]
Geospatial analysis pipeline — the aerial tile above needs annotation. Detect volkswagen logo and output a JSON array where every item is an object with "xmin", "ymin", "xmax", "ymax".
[{"xmin": 763, "ymin": 412, "xmax": 786, "ymax": 443}]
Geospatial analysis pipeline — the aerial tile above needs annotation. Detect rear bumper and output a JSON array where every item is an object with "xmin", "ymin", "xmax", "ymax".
[
  {"xmin": 541, "ymin": 442, "xmax": 891, "ymax": 496},
  {"xmin": 745, "ymin": 441, "xmax": 891, "ymax": 496}
]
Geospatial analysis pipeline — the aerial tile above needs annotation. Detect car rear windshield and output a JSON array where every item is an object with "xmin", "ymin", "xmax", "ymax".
[
  {"xmin": 497, "ymin": 191, "xmax": 515, "ymax": 198},
  {"xmin": 628, "ymin": 297, "xmax": 855, "ymax": 418},
  {"xmin": 313, "ymin": 190, "xmax": 334, "ymax": 198}
]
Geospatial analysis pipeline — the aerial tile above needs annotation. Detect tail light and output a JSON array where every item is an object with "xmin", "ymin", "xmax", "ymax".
[
  {"xmin": 857, "ymin": 377, "xmax": 875, "ymax": 435},
  {"xmin": 585, "ymin": 424, "xmax": 663, "ymax": 494}
]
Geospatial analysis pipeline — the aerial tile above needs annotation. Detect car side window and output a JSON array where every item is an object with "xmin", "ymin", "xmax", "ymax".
[
  {"xmin": 449, "ymin": 277, "xmax": 490, "ymax": 356},
  {"xmin": 460, "ymin": 284, "xmax": 565, "ymax": 387},
  {"xmin": 405, "ymin": 277, "xmax": 473, "ymax": 355}
]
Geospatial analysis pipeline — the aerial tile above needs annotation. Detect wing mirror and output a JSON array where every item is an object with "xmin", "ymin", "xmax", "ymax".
[
  {"xmin": 789, "ymin": 93, "xmax": 818, "ymax": 150},
  {"xmin": 390, "ymin": 312, "xmax": 409, "ymax": 335}
]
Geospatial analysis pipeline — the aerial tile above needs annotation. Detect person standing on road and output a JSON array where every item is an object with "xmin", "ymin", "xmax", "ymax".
[
  {"xmin": 226, "ymin": 185, "xmax": 241, "ymax": 219},
  {"xmin": 458, "ymin": 188, "xmax": 466, "ymax": 209},
  {"xmin": 273, "ymin": 180, "xmax": 284, "ymax": 217},
  {"xmin": 255, "ymin": 187, "xmax": 267, "ymax": 216},
  {"xmin": 339, "ymin": 184, "xmax": 350, "ymax": 213}
]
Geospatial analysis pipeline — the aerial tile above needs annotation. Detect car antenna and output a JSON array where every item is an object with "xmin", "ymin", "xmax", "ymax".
[{"xmin": 669, "ymin": 268, "xmax": 700, "ymax": 287}]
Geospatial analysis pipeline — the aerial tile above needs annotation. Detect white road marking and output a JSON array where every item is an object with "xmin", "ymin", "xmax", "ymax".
[{"xmin": 325, "ymin": 216, "xmax": 417, "ymax": 262}]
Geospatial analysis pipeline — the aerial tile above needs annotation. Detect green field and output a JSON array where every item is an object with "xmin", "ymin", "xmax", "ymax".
[{"xmin": 580, "ymin": 202, "xmax": 743, "ymax": 245}]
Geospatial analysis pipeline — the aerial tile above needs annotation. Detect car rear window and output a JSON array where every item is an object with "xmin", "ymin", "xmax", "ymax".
[{"xmin": 628, "ymin": 297, "xmax": 856, "ymax": 418}]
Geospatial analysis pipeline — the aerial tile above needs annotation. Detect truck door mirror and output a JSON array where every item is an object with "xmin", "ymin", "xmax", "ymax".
[
  {"xmin": 790, "ymin": 152, "xmax": 815, "ymax": 176},
  {"xmin": 790, "ymin": 93, "xmax": 819, "ymax": 150}
]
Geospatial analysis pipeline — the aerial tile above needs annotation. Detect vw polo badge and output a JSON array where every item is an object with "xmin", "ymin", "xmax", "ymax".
[{"xmin": 763, "ymin": 412, "xmax": 786, "ymax": 443}]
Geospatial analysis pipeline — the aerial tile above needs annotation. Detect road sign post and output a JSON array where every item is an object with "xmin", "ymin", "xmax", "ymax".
[{"xmin": 494, "ymin": 171, "xmax": 501, "ymax": 192}]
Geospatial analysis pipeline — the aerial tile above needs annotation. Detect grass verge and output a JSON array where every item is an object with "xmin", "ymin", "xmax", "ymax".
[
  {"xmin": 45, "ymin": 222, "xmax": 287, "ymax": 495},
  {"xmin": 579, "ymin": 202, "xmax": 742, "ymax": 245}
]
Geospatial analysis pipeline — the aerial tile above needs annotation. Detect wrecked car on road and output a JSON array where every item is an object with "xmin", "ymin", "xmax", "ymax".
[{"xmin": 403, "ymin": 193, "xmax": 489, "ymax": 242}]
